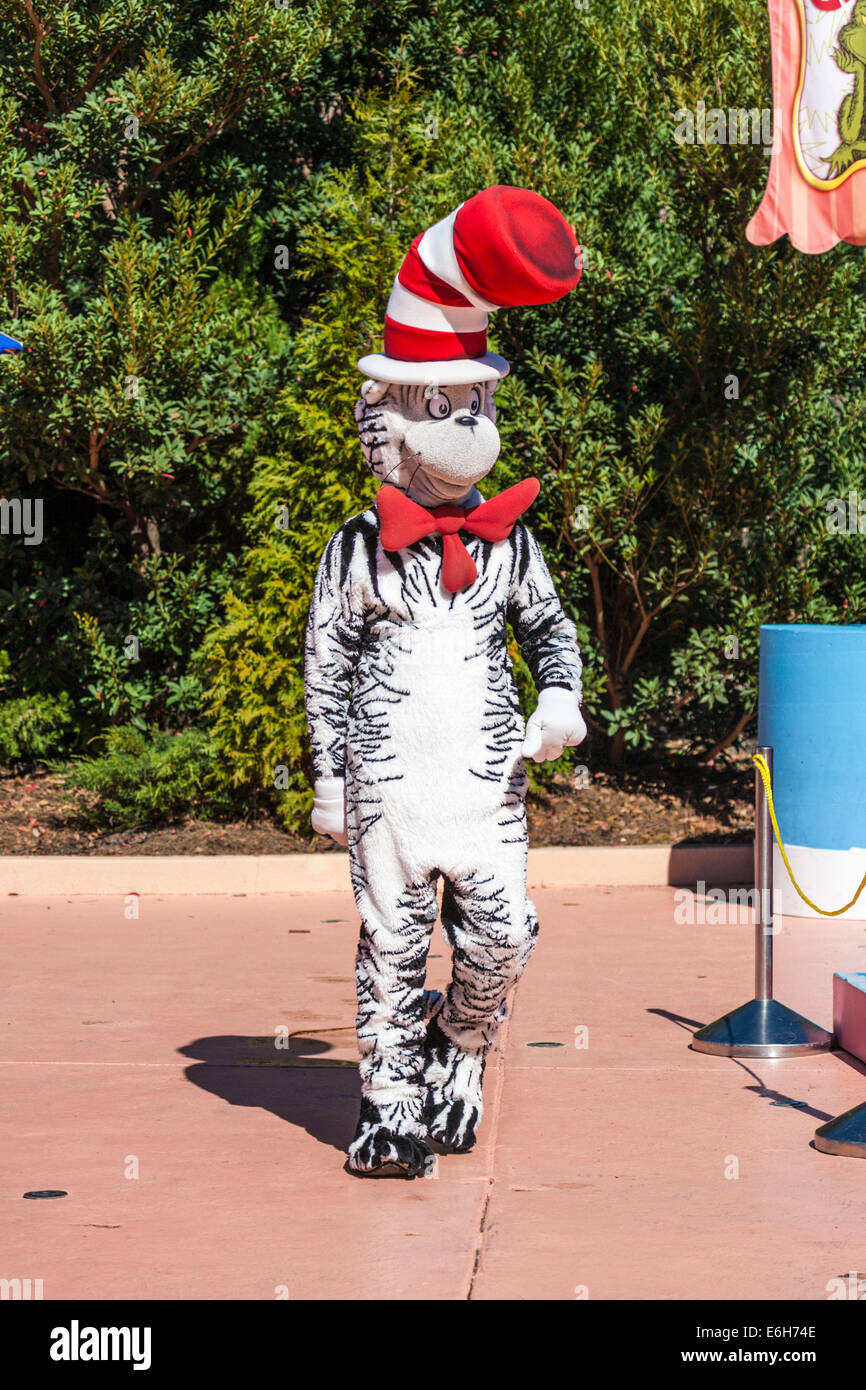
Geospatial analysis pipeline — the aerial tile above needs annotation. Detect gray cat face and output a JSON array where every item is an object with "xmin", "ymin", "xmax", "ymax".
[{"xmin": 355, "ymin": 379, "xmax": 501, "ymax": 505}]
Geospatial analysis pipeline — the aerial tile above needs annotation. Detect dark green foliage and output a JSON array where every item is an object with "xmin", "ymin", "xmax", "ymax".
[
  {"xmin": 195, "ymin": 71, "xmax": 437, "ymax": 826},
  {"xmin": 61, "ymin": 724, "xmax": 230, "ymax": 827},
  {"xmin": 201, "ymin": 0, "xmax": 866, "ymax": 830},
  {"xmin": 3, "ymin": 545, "xmax": 237, "ymax": 730},
  {"xmin": 0, "ymin": 690, "xmax": 74, "ymax": 766},
  {"xmin": 73, "ymin": 552, "xmax": 237, "ymax": 728},
  {"xmin": 0, "ymin": 0, "xmax": 356, "ymax": 728},
  {"xmin": 3, "ymin": 0, "xmax": 866, "ymax": 830}
]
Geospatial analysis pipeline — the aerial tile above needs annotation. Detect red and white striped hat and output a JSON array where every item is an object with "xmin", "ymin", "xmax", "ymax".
[{"xmin": 358, "ymin": 185, "xmax": 582, "ymax": 385}]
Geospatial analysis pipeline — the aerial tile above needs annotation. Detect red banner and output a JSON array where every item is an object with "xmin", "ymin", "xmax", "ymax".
[{"xmin": 747, "ymin": 0, "xmax": 866, "ymax": 251}]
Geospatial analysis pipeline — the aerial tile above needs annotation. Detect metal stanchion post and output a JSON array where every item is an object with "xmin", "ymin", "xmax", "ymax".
[
  {"xmin": 754, "ymin": 746, "xmax": 774, "ymax": 1004},
  {"xmin": 814, "ymin": 1099, "xmax": 866, "ymax": 1157},
  {"xmin": 691, "ymin": 746, "xmax": 834, "ymax": 1058}
]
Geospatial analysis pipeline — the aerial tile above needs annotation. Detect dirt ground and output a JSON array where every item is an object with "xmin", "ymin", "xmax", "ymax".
[{"xmin": 0, "ymin": 751, "xmax": 754, "ymax": 855}]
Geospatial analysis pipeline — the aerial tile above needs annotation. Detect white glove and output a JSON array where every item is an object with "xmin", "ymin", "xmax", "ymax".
[
  {"xmin": 310, "ymin": 777, "xmax": 348, "ymax": 847},
  {"xmin": 522, "ymin": 687, "xmax": 587, "ymax": 763}
]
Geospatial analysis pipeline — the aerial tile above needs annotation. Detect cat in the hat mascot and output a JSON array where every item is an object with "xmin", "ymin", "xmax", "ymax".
[{"xmin": 304, "ymin": 186, "xmax": 587, "ymax": 1178}]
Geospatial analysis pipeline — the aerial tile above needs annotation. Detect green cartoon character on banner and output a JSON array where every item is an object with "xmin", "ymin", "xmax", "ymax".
[{"xmin": 829, "ymin": 0, "xmax": 866, "ymax": 176}]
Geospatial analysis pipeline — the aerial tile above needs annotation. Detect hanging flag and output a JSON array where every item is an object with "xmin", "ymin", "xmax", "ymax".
[{"xmin": 747, "ymin": 0, "xmax": 866, "ymax": 252}]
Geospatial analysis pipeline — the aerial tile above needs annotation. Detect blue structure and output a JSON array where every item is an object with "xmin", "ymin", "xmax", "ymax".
[{"xmin": 758, "ymin": 623, "xmax": 866, "ymax": 917}]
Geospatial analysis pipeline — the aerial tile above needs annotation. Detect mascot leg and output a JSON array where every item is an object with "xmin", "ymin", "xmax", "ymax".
[
  {"xmin": 423, "ymin": 846, "xmax": 538, "ymax": 1153},
  {"xmin": 346, "ymin": 835, "xmax": 438, "ymax": 1178}
]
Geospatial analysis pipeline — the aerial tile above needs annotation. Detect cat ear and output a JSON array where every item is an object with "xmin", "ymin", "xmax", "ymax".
[
  {"xmin": 483, "ymin": 379, "xmax": 500, "ymax": 422},
  {"xmin": 355, "ymin": 379, "xmax": 388, "ymax": 423},
  {"xmin": 359, "ymin": 378, "xmax": 389, "ymax": 405}
]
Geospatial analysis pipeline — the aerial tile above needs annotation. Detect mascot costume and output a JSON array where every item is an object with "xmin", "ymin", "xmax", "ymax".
[{"xmin": 305, "ymin": 186, "xmax": 588, "ymax": 1177}]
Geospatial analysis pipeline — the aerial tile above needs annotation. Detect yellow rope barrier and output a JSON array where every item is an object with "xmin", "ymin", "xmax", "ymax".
[{"xmin": 752, "ymin": 753, "xmax": 866, "ymax": 917}]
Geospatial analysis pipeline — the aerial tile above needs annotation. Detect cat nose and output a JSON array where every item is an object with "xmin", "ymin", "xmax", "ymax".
[{"xmin": 455, "ymin": 413, "xmax": 477, "ymax": 426}]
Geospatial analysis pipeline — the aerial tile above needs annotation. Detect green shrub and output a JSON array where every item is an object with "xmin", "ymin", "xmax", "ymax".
[
  {"xmin": 62, "ymin": 726, "xmax": 235, "ymax": 829},
  {"xmin": 0, "ymin": 693, "xmax": 75, "ymax": 766},
  {"xmin": 5, "ymin": 0, "xmax": 866, "ymax": 835},
  {"xmin": 195, "ymin": 75, "xmax": 426, "ymax": 830},
  {"xmin": 0, "ymin": 0, "xmax": 334, "ymax": 729},
  {"xmin": 200, "ymin": 0, "xmax": 866, "ymax": 836}
]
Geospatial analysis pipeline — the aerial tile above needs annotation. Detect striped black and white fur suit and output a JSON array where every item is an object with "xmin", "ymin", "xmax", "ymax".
[{"xmin": 305, "ymin": 495, "xmax": 583, "ymax": 1173}]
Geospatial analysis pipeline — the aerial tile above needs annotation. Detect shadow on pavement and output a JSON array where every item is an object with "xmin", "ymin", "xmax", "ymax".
[
  {"xmin": 178, "ymin": 1035, "xmax": 360, "ymax": 1155},
  {"xmin": 648, "ymin": 1006, "xmax": 835, "ymax": 1122}
]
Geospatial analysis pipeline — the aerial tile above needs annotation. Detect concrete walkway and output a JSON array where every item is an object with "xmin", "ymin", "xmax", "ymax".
[{"xmin": 3, "ymin": 886, "xmax": 866, "ymax": 1300}]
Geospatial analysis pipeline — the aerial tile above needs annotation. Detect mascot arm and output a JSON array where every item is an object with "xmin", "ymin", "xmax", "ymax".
[
  {"xmin": 310, "ymin": 777, "xmax": 348, "ymax": 848},
  {"xmin": 304, "ymin": 529, "xmax": 364, "ymax": 844},
  {"xmin": 522, "ymin": 687, "xmax": 588, "ymax": 763},
  {"xmin": 507, "ymin": 524, "xmax": 586, "ymax": 764}
]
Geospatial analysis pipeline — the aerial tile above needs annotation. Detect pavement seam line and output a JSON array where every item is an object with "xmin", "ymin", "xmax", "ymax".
[{"xmin": 463, "ymin": 1004, "xmax": 512, "ymax": 1301}]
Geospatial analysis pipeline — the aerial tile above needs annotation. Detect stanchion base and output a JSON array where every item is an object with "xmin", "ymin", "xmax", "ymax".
[
  {"xmin": 690, "ymin": 998, "xmax": 834, "ymax": 1058},
  {"xmin": 814, "ymin": 1103, "xmax": 866, "ymax": 1158}
]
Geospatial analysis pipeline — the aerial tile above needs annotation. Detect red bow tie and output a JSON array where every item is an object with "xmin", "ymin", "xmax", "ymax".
[{"xmin": 377, "ymin": 478, "xmax": 540, "ymax": 592}]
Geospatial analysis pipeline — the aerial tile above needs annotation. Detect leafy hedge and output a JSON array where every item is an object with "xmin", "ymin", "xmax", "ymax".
[
  {"xmin": 62, "ymin": 725, "xmax": 232, "ymax": 828},
  {"xmin": 198, "ymin": 2, "xmax": 866, "ymax": 827},
  {"xmin": 2, "ymin": 1, "xmax": 865, "ymax": 831},
  {"xmin": 0, "ymin": 691, "xmax": 74, "ymax": 767}
]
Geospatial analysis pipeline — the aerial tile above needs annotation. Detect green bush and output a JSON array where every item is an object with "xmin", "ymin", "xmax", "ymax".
[
  {"xmin": 4, "ymin": 0, "xmax": 866, "ymax": 836},
  {"xmin": 195, "ymin": 75, "xmax": 426, "ymax": 830},
  {"xmin": 62, "ymin": 726, "xmax": 234, "ymax": 829},
  {"xmin": 199, "ymin": 0, "xmax": 866, "ymax": 836},
  {"xmin": 0, "ymin": 0, "xmax": 357, "ymax": 733},
  {"xmin": 0, "ymin": 693, "xmax": 75, "ymax": 766}
]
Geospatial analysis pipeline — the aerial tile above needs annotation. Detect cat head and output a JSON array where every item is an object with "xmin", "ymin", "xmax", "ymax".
[{"xmin": 354, "ymin": 377, "xmax": 501, "ymax": 507}]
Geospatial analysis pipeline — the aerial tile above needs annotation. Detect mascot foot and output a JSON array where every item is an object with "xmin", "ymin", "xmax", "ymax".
[
  {"xmin": 423, "ymin": 1015, "xmax": 487, "ymax": 1154},
  {"xmin": 345, "ymin": 1098, "xmax": 434, "ymax": 1179}
]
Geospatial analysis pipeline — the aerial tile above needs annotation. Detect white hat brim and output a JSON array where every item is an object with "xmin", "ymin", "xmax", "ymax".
[{"xmin": 356, "ymin": 352, "xmax": 509, "ymax": 385}]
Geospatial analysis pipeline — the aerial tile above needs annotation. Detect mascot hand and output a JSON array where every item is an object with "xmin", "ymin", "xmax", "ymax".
[
  {"xmin": 311, "ymin": 777, "xmax": 348, "ymax": 846},
  {"xmin": 522, "ymin": 688, "xmax": 587, "ymax": 763}
]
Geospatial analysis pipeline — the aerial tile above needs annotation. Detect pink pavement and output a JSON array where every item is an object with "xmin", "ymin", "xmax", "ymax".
[{"xmin": 3, "ymin": 885, "xmax": 866, "ymax": 1301}]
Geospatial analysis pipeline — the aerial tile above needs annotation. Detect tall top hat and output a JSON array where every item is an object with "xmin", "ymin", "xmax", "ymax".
[{"xmin": 357, "ymin": 185, "xmax": 581, "ymax": 386}]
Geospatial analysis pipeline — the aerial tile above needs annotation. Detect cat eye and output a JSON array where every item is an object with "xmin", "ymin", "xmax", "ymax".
[{"xmin": 426, "ymin": 393, "xmax": 452, "ymax": 419}]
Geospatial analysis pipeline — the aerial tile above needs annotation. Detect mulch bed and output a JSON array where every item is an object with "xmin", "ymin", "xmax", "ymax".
[{"xmin": 0, "ymin": 752, "xmax": 755, "ymax": 855}]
